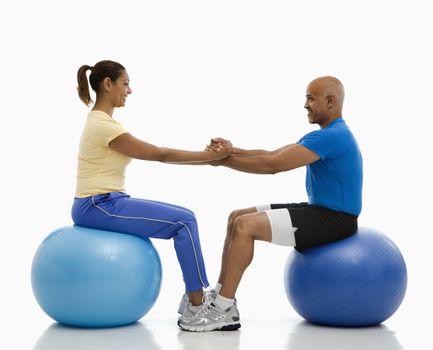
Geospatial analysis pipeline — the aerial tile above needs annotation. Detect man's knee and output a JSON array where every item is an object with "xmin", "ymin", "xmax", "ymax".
[
  {"xmin": 228, "ymin": 207, "xmax": 257, "ymax": 226},
  {"xmin": 232, "ymin": 215, "xmax": 254, "ymax": 240},
  {"xmin": 228, "ymin": 209, "xmax": 243, "ymax": 227}
]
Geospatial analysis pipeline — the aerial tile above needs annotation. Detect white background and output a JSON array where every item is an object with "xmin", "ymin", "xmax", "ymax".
[{"xmin": 1, "ymin": 0, "xmax": 432, "ymax": 349}]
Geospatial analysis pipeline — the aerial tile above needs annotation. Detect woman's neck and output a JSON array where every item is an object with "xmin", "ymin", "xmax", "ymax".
[{"xmin": 92, "ymin": 100, "xmax": 114, "ymax": 118}]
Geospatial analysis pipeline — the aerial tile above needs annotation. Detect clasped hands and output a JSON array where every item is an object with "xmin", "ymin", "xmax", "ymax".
[{"xmin": 205, "ymin": 137, "xmax": 234, "ymax": 163}]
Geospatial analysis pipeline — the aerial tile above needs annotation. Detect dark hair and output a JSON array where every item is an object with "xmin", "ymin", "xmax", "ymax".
[{"xmin": 77, "ymin": 60, "xmax": 126, "ymax": 106}]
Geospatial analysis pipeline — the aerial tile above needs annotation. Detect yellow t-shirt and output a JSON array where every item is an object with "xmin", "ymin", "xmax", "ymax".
[{"xmin": 75, "ymin": 110, "xmax": 131, "ymax": 198}]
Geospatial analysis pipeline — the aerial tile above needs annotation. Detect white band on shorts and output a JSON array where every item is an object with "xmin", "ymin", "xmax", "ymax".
[
  {"xmin": 256, "ymin": 204, "xmax": 271, "ymax": 212},
  {"xmin": 264, "ymin": 208, "xmax": 297, "ymax": 246}
]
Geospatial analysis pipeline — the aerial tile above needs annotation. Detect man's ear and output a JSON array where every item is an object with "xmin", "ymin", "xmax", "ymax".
[{"xmin": 326, "ymin": 95, "xmax": 335, "ymax": 108}]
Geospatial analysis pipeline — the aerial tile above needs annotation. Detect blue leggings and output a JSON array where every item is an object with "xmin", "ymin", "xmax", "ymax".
[{"xmin": 71, "ymin": 192, "xmax": 209, "ymax": 292}]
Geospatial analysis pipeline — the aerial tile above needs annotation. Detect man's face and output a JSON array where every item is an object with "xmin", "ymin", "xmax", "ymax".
[{"xmin": 304, "ymin": 82, "xmax": 329, "ymax": 125}]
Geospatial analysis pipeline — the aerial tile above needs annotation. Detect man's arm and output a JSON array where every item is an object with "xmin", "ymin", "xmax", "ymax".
[
  {"xmin": 211, "ymin": 137, "xmax": 295, "ymax": 157},
  {"xmin": 216, "ymin": 144, "xmax": 320, "ymax": 174},
  {"xmin": 231, "ymin": 144, "xmax": 295, "ymax": 157}
]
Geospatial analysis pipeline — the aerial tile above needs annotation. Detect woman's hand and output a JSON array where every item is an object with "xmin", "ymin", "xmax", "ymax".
[
  {"xmin": 205, "ymin": 137, "xmax": 233, "ymax": 164},
  {"xmin": 207, "ymin": 138, "xmax": 233, "ymax": 153}
]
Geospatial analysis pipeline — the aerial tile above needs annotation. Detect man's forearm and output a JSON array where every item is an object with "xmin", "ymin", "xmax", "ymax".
[
  {"xmin": 218, "ymin": 154, "xmax": 276, "ymax": 174},
  {"xmin": 231, "ymin": 147, "xmax": 272, "ymax": 157}
]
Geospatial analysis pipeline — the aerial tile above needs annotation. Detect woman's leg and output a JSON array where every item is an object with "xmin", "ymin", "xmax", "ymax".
[{"xmin": 72, "ymin": 193, "xmax": 209, "ymax": 304}]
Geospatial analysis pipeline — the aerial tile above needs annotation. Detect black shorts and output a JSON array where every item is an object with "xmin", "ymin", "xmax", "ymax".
[{"xmin": 270, "ymin": 202, "xmax": 358, "ymax": 251}]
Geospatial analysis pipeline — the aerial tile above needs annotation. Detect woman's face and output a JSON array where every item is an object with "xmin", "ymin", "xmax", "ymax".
[{"xmin": 110, "ymin": 70, "xmax": 132, "ymax": 108}]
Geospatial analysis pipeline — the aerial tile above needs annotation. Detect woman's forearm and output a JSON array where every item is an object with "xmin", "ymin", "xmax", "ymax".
[{"xmin": 158, "ymin": 148, "xmax": 227, "ymax": 164}]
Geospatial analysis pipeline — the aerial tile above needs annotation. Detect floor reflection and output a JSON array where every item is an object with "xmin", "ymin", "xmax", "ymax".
[
  {"xmin": 286, "ymin": 321, "xmax": 404, "ymax": 350},
  {"xmin": 33, "ymin": 318, "xmax": 404, "ymax": 350},
  {"xmin": 177, "ymin": 328, "xmax": 241, "ymax": 350},
  {"xmin": 33, "ymin": 322, "xmax": 161, "ymax": 350}
]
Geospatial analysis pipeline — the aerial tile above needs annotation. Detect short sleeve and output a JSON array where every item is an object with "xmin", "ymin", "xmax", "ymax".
[
  {"xmin": 97, "ymin": 119, "xmax": 128, "ymax": 146},
  {"xmin": 297, "ymin": 128, "xmax": 350, "ymax": 160}
]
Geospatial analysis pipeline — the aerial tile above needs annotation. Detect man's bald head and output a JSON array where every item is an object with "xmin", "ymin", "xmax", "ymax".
[
  {"xmin": 307, "ymin": 76, "xmax": 345, "ymax": 109},
  {"xmin": 304, "ymin": 76, "xmax": 345, "ymax": 128}
]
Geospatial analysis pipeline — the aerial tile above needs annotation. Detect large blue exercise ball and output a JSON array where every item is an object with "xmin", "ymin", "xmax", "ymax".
[
  {"xmin": 31, "ymin": 225, "xmax": 162, "ymax": 328},
  {"xmin": 284, "ymin": 227, "xmax": 407, "ymax": 327}
]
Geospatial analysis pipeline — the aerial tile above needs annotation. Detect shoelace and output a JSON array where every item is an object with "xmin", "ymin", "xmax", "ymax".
[{"xmin": 196, "ymin": 295, "xmax": 219, "ymax": 317}]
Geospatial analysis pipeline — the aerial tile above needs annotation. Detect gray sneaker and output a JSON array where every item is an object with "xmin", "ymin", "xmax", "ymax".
[
  {"xmin": 177, "ymin": 289, "xmax": 217, "ymax": 315},
  {"xmin": 180, "ymin": 302, "xmax": 203, "ymax": 321},
  {"xmin": 178, "ymin": 298, "xmax": 241, "ymax": 332},
  {"xmin": 178, "ymin": 293, "xmax": 190, "ymax": 314}
]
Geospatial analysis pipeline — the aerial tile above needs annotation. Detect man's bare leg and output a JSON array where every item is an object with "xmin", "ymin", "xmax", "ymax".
[
  {"xmin": 218, "ymin": 211, "xmax": 272, "ymax": 299},
  {"xmin": 217, "ymin": 207, "xmax": 257, "ymax": 286}
]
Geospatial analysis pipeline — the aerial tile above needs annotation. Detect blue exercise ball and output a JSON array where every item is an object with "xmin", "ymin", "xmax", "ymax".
[
  {"xmin": 284, "ymin": 227, "xmax": 407, "ymax": 327},
  {"xmin": 31, "ymin": 225, "xmax": 162, "ymax": 328}
]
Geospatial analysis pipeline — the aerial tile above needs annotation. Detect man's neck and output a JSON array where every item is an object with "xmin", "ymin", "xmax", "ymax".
[{"xmin": 319, "ymin": 114, "xmax": 342, "ymax": 128}]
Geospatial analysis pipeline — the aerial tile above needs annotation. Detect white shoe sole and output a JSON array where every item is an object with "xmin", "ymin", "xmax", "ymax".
[{"xmin": 178, "ymin": 320, "xmax": 241, "ymax": 332}]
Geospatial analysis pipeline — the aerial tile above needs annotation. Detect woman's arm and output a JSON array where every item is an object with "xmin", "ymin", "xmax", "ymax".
[{"xmin": 109, "ymin": 133, "xmax": 231, "ymax": 163}]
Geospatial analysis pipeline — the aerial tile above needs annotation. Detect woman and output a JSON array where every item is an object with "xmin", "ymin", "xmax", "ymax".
[{"xmin": 71, "ymin": 60, "xmax": 231, "ymax": 318}]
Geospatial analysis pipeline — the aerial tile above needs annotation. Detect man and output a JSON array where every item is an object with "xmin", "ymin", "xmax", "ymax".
[{"xmin": 178, "ymin": 76, "xmax": 363, "ymax": 332}]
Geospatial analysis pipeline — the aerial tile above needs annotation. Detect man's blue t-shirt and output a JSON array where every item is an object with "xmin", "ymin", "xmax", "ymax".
[{"xmin": 297, "ymin": 118, "xmax": 363, "ymax": 216}]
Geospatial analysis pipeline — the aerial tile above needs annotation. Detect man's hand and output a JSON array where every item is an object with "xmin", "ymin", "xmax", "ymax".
[
  {"xmin": 211, "ymin": 137, "xmax": 232, "ymax": 148},
  {"xmin": 205, "ymin": 137, "xmax": 233, "ymax": 165},
  {"xmin": 206, "ymin": 137, "xmax": 233, "ymax": 155}
]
